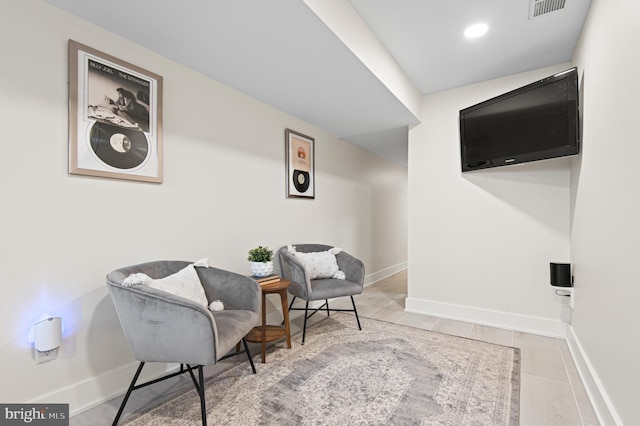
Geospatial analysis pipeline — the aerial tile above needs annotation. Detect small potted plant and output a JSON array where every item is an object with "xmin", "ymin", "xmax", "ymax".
[{"xmin": 247, "ymin": 245, "xmax": 274, "ymax": 277}]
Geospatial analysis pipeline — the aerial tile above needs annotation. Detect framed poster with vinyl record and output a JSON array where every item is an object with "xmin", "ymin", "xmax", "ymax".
[
  {"xmin": 285, "ymin": 129, "xmax": 314, "ymax": 199},
  {"xmin": 68, "ymin": 40, "xmax": 163, "ymax": 183}
]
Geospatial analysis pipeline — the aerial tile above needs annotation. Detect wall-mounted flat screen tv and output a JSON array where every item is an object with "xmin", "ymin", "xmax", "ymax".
[{"xmin": 459, "ymin": 67, "xmax": 580, "ymax": 172}]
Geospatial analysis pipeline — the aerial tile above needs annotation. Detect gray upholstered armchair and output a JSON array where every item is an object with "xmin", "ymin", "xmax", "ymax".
[
  {"xmin": 277, "ymin": 244, "xmax": 365, "ymax": 344},
  {"xmin": 106, "ymin": 260, "xmax": 260, "ymax": 426}
]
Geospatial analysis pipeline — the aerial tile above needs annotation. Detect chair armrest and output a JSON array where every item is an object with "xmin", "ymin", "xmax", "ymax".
[
  {"xmin": 278, "ymin": 249, "xmax": 312, "ymax": 299},
  {"xmin": 196, "ymin": 267, "xmax": 260, "ymax": 313},
  {"xmin": 337, "ymin": 251, "xmax": 365, "ymax": 287},
  {"xmin": 107, "ymin": 282, "xmax": 217, "ymax": 365}
]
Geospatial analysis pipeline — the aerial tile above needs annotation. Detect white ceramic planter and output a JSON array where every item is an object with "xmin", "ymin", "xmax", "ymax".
[{"xmin": 250, "ymin": 261, "xmax": 273, "ymax": 277}]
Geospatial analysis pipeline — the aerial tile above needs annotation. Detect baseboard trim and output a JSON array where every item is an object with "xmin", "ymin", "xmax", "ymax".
[
  {"xmin": 30, "ymin": 360, "xmax": 175, "ymax": 417},
  {"xmin": 405, "ymin": 297, "xmax": 567, "ymax": 338},
  {"xmin": 364, "ymin": 261, "xmax": 407, "ymax": 287},
  {"xmin": 566, "ymin": 326, "xmax": 622, "ymax": 426}
]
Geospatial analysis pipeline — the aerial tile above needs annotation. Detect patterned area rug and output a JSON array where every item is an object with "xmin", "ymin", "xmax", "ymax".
[{"xmin": 124, "ymin": 314, "xmax": 520, "ymax": 425}]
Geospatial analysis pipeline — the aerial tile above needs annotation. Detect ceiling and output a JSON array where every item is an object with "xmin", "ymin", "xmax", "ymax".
[{"xmin": 45, "ymin": 0, "xmax": 592, "ymax": 167}]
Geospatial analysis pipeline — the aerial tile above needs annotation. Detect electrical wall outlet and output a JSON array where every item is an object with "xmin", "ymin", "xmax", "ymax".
[{"xmin": 34, "ymin": 347, "xmax": 59, "ymax": 364}]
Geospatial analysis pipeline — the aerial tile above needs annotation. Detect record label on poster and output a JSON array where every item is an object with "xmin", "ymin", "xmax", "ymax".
[
  {"xmin": 292, "ymin": 169, "xmax": 310, "ymax": 193},
  {"xmin": 89, "ymin": 122, "xmax": 150, "ymax": 170}
]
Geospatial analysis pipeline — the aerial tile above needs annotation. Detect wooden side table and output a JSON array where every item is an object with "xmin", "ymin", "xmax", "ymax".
[{"xmin": 245, "ymin": 279, "xmax": 292, "ymax": 363}]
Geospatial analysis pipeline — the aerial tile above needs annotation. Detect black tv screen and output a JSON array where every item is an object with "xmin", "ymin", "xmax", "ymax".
[{"xmin": 459, "ymin": 68, "xmax": 579, "ymax": 172}]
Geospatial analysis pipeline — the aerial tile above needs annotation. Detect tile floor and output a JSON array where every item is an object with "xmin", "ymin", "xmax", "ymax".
[{"xmin": 71, "ymin": 271, "xmax": 600, "ymax": 425}]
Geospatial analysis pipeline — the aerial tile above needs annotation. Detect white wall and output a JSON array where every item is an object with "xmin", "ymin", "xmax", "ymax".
[
  {"xmin": 407, "ymin": 64, "xmax": 574, "ymax": 337},
  {"xmin": 568, "ymin": 0, "xmax": 640, "ymax": 424},
  {"xmin": 0, "ymin": 0, "xmax": 407, "ymax": 414}
]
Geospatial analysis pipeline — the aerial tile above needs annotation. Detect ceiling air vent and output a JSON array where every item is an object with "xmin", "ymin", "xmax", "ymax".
[{"xmin": 529, "ymin": 0, "xmax": 566, "ymax": 19}]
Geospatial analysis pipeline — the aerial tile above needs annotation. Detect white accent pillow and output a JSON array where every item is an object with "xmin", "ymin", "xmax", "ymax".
[
  {"xmin": 292, "ymin": 248, "xmax": 345, "ymax": 280},
  {"xmin": 147, "ymin": 264, "xmax": 208, "ymax": 306},
  {"xmin": 122, "ymin": 260, "xmax": 209, "ymax": 307}
]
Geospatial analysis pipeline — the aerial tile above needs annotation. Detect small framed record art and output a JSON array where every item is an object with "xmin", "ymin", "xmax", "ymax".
[
  {"xmin": 68, "ymin": 40, "xmax": 163, "ymax": 183},
  {"xmin": 285, "ymin": 129, "xmax": 315, "ymax": 199}
]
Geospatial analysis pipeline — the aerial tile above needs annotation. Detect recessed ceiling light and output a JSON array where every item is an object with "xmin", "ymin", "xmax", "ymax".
[{"xmin": 464, "ymin": 23, "xmax": 489, "ymax": 38}]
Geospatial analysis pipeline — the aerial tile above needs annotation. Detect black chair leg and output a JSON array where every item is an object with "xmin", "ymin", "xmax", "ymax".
[
  {"xmin": 242, "ymin": 338, "xmax": 256, "ymax": 374},
  {"xmin": 301, "ymin": 301, "xmax": 310, "ymax": 345},
  {"xmin": 326, "ymin": 299, "xmax": 330, "ymax": 316},
  {"xmin": 351, "ymin": 296, "xmax": 362, "ymax": 330},
  {"xmin": 197, "ymin": 365, "xmax": 207, "ymax": 426},
  {"xmin": 288, "ymin": 296, "xmax": 297, "ymax": 311},
  {"xmin": 112, "ymin": 362, "xmax": 145, "ymax": 426},
  {"xmin": 112, "ymin": 362, "xmax": 217, "ymax": 426},
  {"xmin": 283, "ymin": 296, "xmax": 297, "ymax": 326}
]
